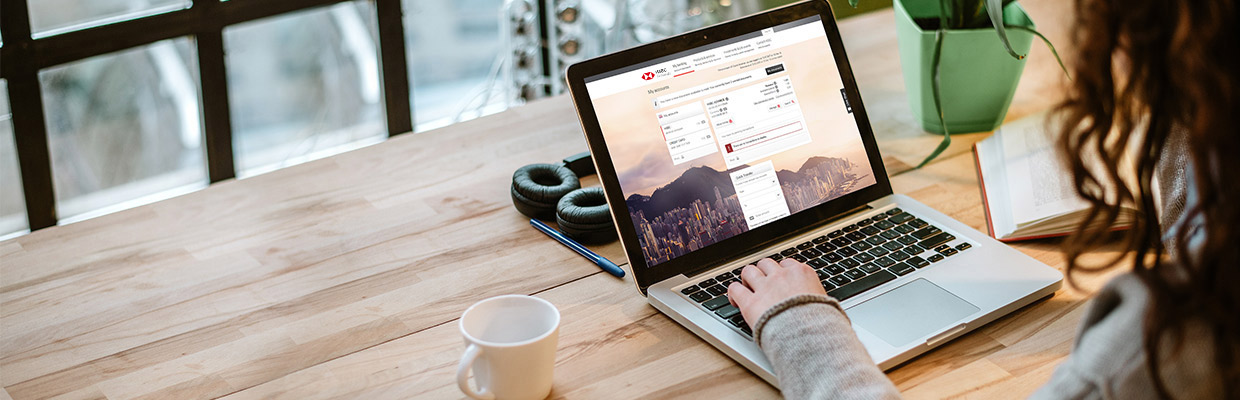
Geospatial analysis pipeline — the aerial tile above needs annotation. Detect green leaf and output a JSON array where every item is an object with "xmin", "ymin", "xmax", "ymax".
[
  {"xmin": 936, "ymin": 0, "xmax": 950, "ymax": 31},
  {"xmin": 918, "ymin": 29, "xmax": 952, "ymax": 169},
  {"xmin": 959, "ymin": 0, "xmax": 988, "ymax": 28},
  {"xmin": 984, "ymin": 0, "xmax": 1025, "ymax": 60},
  {"xmin": 1007, "ymin": 25, "xmax": 1071, "ymax": 80},
  {"xmin": 945, "ymin": 0, "xmax": 1022, "ymax": 29},
  {"xmin": 849, "ymin": 0, "xmax": 860, "ymax": 7}
]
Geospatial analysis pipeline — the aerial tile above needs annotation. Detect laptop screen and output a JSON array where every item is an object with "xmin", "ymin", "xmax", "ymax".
[{"xmin": 583, "ymin": 16, "xmax": 878, "ymax": 268}]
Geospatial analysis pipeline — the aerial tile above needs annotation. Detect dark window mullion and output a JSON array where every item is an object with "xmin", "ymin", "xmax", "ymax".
[
  {"xmin": 28, "ymin": 9, "xmax": 200, "ymax": 70},
  {"xmin": 194, "ymin": 0, "xmax": 236, "ymax": 183},
  {"xmin": 196, "ymin": 31, "xmax": 236, "ymax": 183},
  {"xmin": 17, "ymin": 0, "xmax": 358, "ymax": 74},
  {"xmin": 8, "ymin": 75, "xmax": 58, "ymax": 230},
  {"xmin": 374, "ymin": 0, "xmax": 414, "ymax": 136},
  {"xmin": 2, "ymin": 0, "xmax": 59, "ymax": 230}
]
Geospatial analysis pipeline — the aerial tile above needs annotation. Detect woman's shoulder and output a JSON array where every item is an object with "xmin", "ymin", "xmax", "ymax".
[
  {"xmin": 1035, "ymin": 271, "xmax": 1222, "ymax": 399},
  {"xmin": 1063, "ymin": 273, "xmax": 1150, "ymax": 375}
]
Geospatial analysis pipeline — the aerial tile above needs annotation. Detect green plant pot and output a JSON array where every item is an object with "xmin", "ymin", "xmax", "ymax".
[{"xmin": 894, "ymin": 0, "xmax": 1035, "ymax": 134}]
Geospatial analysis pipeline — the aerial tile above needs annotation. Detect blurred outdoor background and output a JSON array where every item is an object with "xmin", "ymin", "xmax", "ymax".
[{"xmin": 0, "ymin": 0, "xmax": 889, "ymax": 238}]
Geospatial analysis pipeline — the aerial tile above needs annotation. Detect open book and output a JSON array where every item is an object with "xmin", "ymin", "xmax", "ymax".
[{"xmin": 973, "ymin": 112, "xmax": 1136, "ymax": 241}]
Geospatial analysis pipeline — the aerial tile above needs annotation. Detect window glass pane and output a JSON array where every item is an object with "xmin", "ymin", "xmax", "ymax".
[
  {"xmin": 405, "ymin": 0, "xmax": 507, "ymax": 132},
  {"xmin": 29, "ymin": 0, "xmax": 191, "ymax": 37},
  {"xmin": 573, "ymin": 0, "xmax": 770, "ymax": 51},
  {"xmin": 40, "ymin": 38, "xmax": 207, "ymax": 222},
  {"xmin": 225, "ymin": 2, "xmax": 385, "ymax": 177},
  {"xmin": 524, "ymin": 0, "xmax": 779, "ymax": 97},
  {"xmin": 0, "ymin": 80, "xmax": 28, "ymax": 238}
]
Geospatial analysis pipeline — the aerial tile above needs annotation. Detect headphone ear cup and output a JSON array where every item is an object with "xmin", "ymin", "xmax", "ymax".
[
  {"xmin": 511, "ymin": 185, "xmax": 554, "ymax": 220},
  {"xmin": 555, "ymin": 219, "xmax": 616, "ymax": 244},
  {"xmin": 511, "ymin": 163, "xmax": 581, "ymax": 219},
  {"xmin": 556, "ymin": 187, "xmax": 616, "ymax": 244}
]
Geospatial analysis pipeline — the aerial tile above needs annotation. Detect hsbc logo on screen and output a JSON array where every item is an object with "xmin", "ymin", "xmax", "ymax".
[{"xmin": 641, "ymin": 72, "xmax": 655, "ymax": 80}]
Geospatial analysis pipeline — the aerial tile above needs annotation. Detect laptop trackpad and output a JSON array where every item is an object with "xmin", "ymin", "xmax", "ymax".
[{"xmin": 847, "ymin": 278, "xmax": 980, "ymax": 347}]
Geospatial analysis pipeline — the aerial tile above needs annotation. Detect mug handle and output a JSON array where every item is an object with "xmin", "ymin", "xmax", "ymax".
[{"xmin": 457, "ymin": 344, "xmax": 496, "ymax": 400}]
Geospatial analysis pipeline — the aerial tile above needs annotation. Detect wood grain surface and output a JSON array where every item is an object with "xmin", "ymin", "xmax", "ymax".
[{"xmin": 1, "ymin": 2, "xmax": 1097, "ymax": 399}]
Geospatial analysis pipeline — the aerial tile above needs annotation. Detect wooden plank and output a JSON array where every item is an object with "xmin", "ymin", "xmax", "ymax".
[
  {"xmin": 0, "ymin": 98, "xmax": 627, "ymax": 398},
  {"xmin": 218, "ymin": 269, "xmax": 777, "ymax": 400},
  {"xmin": 219, "ymin": 150, "xmax": 1120, "ymax": 400},
  {"xmin": 902, "ymin": 359, "xmax": 1013, "ymax": 399}
]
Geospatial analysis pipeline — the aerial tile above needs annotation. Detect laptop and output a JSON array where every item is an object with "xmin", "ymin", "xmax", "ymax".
[{"xmin": 563, "ymin": 0, "xmax": 1062, "ymax": 385}]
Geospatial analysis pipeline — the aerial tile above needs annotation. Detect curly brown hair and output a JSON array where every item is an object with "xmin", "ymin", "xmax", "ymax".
[{"xmin": 1056, "ymin": 0, "xmax": 1239, "ymax": 397}]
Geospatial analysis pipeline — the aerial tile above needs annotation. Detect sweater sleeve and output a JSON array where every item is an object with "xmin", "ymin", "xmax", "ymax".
[{"xmin": 753, "ymin": 294, "xmax": 902, "ymax": 400}]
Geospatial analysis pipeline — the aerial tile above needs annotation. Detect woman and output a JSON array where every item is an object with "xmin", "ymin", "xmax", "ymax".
[{"xmin": 726, "ymin": 0, "xmax": 1238, "ymax": 398}]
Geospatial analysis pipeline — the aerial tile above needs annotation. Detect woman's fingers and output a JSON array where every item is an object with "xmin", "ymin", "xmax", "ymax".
[
  {"xmin": 727, "ymin": 281, "xmax": 753, "ymax": 307},
  {"xmin": 740, "ymin": 264, "xmax": 764, "ymax": 287},
  {"xmin": 780, "ymin": 258, "xmax": 814, "ymax": 279},
  {"xmin": 755, "ymin": 257, "xmax": 782, "ymax": 275},
  {"xmin": 729, "ymin": 257, "xmax": 827, "ymax": 327}
]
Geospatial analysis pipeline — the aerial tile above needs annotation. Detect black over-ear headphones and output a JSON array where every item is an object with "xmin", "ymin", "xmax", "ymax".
[{"xmin": 511, "ymin": 152, "xmax": 616, "ymax": 244}]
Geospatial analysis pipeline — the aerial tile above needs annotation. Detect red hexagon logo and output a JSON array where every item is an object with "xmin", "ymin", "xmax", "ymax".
[{"xmin": 641, "ymin": 72, "xmax": 655, "ymax": 80}]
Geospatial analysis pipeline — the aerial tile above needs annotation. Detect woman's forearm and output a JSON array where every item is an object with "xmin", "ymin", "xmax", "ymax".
[{"xmin": 755, "ymin": 294, "xmax": 902, "ymax": 400}]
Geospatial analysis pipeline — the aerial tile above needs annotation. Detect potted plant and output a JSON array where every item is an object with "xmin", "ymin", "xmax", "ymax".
[{"xmin": 851, "ymin": 0, "xmax": 1065, "ymax": 166}]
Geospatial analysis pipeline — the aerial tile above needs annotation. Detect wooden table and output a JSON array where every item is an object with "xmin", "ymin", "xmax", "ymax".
[{"xmin": 1, "ymin": 2, "xmax": 1108, "ymax": 398}]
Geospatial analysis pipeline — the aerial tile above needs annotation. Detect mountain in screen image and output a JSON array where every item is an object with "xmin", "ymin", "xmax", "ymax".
[
  {"xmin": 625, "ymin": 165, "xmax": 738, "ymax": 218},
  {"xmin": 777, "ymin": 156, "xmax": 870, "ymax": 213},
  {"xmin": 626, "ymin": 156, "xmax": 871, "ymax": 266}
]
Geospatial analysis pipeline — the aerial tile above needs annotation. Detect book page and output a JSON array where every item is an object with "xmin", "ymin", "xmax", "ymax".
[
  {"xmin": 1000, "ymin": 113, "xmax": 1087, "ymax": 226},
  {"xmin": 976, "ymin": 133, "xmax": 1016, "ymax": 238}
]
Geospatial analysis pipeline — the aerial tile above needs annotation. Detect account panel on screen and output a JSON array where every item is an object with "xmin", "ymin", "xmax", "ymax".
[
  {"xmin": 730, "ymin": 160, "xmax": 791, "ymax": 228},
  {"xmin": 658, "ymin": 102, "xmax": 718, "ymax": 165},
  {"xmin": 706, "ymin": 71, "xmax": 811, "ymax": 170}
]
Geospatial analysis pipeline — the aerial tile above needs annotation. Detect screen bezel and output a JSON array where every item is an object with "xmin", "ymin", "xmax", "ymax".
[{"xmin": 564, "ymin": 0, "xmax": 893, "ymax": 293}]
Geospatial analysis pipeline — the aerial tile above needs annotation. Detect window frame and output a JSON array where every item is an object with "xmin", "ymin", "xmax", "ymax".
[{"xmin": 0, "ymin": 0, "xmax": 414, "ymax": 230}]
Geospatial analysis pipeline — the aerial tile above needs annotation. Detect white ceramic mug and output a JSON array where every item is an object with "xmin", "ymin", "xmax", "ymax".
[{"xmin": 457, "ymin": 295, "xmax": 560, "ymax": 400}]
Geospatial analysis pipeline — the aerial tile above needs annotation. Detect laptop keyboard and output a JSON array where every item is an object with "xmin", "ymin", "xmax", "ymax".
[{"xmin": 677, "ymin": 208, "xmax": 974, "ymax": 338}]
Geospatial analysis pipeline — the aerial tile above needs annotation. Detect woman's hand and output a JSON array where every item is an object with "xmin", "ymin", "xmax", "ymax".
[{"xmin": 727, "ymin": 258, "xmax": 827, "ymax": 326}]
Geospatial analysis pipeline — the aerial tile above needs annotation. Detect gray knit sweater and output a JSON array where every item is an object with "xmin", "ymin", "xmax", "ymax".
[
  {"xmin": 755, "ymin": 274, "xmax": 1222, "ymax": 399},
  {"xmin": 754, "ymin": 138, "xmax": 1222, "ymax": 399}
]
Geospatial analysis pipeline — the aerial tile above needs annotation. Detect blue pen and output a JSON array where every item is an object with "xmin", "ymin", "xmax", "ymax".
[{"xmin": 530, "ymin": 219, "xmax": 625, "ymax": 278}]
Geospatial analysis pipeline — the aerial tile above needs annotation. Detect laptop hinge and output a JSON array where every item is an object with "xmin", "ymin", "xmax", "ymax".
[{"xmin": 682, "ymin": 204, "xmax": 874, "ymax": 278}]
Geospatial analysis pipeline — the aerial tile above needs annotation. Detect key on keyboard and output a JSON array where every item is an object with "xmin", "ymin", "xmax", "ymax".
[
  {"xmin": 919, "ymin": 232, "xmax": 955, "ymax": 249},
  {"xmin": 889, "ymin": 262, "xmax": 915, "ymax": 276},
  {"xmin": 828, "ymin": 270, "xmax": 896, "ymax": 301},
  {"xmin": 703, "ymin": 296, "xmax": 730, "ymax": 310}
]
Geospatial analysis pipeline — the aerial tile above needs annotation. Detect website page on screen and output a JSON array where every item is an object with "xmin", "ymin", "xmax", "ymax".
[{"xmin": 585, "ymin": 16, "xmax": 877, "ymax": 267}]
